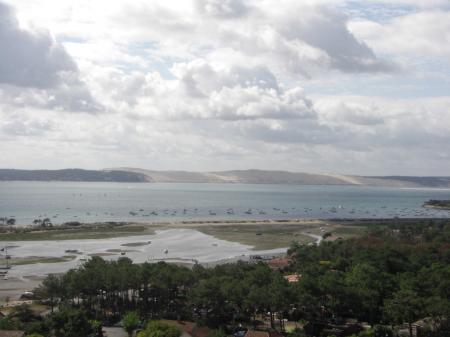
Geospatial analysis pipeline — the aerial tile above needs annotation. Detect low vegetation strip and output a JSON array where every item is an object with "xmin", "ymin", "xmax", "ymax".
[
  {"xmin": 194, "ymin": 224, "xmax": 317, "ymax": 250},
  {"xmin": 0, "ymin": 222, "xmax": 154, "ymax": 241}
]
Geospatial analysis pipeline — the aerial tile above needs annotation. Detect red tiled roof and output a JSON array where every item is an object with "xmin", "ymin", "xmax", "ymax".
[
  {"xmin": 245, "ymin": 331, "xmax": 269, "ymax": 337},
  {"xmin": 268, "ymin": 331, "xmax": 283, "ymax": 337},
  {"xmin": 266, "ymin": 257, "xmax": 291, "ymax": 269},
  {"xmin": 193, "ymin": 326, "xmax": 212, "ymax": 337},
  {"xmin": 162, "ymin": 320, "xmax": 212, "ymax": 337},
  {"xmin": 0, "ymin": 331, "xmax": 25, "ymax": 337}
]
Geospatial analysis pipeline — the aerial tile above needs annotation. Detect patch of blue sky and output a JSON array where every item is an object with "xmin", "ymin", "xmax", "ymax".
[
  {"xmin": 58, "ymin": 36, "xmax": 89, "ymax": 44},
  {"xmin": 116, "ymin": 42, "xmax": 177, "ymax": 79},
  {"xmin": 341, "ymin": 1, "xmax": 416, "ymax": 22},
  {"xmin": 303, "ymin": 66, "xmax": 450, "ymax": 98}
]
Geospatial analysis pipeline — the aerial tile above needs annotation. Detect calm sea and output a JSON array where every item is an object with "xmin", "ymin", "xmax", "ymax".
[{"xmin": 1, "ymin": 181, "xmax": 449, "ymax": 225}]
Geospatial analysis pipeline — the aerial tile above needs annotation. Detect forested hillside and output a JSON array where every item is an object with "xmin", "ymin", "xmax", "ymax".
[{"xmin": 0, "ymin": 169, "xmax": 148, "ymax": 182}]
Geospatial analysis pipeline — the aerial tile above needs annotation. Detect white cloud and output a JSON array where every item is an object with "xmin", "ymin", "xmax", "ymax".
[
  {"xmin": 81, "ymin": 59, "xmax": 316, "ymax": 121},
  {"xmin": 0, "ymin": 0, "xmax": 450, "ymax": 175},
  {"xmin": 0, "ymin": 2, "xmax": 76, "ymax": 88},
  {"xmin": 109, "ymin": 0, "xmax": 394, "ymax": 76},
  {"xmin": 0, "ymin": 1, "xmax": 100, "ymax": 112},
  {"xmin": 349, "ymin": 10, "xmax": 450, "ymax": 59},
  {"xmin": 2, "ymin": 94, "xmax": 449, "ymax": 175}
]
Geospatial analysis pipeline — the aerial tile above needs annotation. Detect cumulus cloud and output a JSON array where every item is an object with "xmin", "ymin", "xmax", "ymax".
[
  {"xmin": 0, "ymin": 1, "xmax": 100, "ymax": 112},
  {"xmin": 0, "ymin": 2, "xmax": 76, "ymax": 88},
  {"xmin": 1, "ymin": 0, "xmax": 449, "ymax": 175},
  {"xmin": 106, "ymin": 0, "xmax": 394, "ymax": 76},
  {"xmin": 2, "ymin": 95, "xmax": 450, "ymax": 175},
  {"xmin": 86, "ymin": 60, "xmax": 316, "ymax": 121},
  {"xmin": 349, "ymin": 10, "xmax": 450, "ymax": 59},
  {"xmin": 195, "ymin": 0, "xmax": 249, "ymax": 18},
  {"xmin": 266, "ymin": 2, "xmax": 395, "ymax": 73}
]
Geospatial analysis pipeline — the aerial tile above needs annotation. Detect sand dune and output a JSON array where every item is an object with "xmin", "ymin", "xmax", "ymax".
[{"xmin": 115, "ymin": 168, "xmax": 450, "ymax": 188}]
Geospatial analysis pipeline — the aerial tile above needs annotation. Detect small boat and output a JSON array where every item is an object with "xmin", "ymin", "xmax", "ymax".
[{"xmin": 121, "ymin": 252, "xmax": 126, "ymax": 255}]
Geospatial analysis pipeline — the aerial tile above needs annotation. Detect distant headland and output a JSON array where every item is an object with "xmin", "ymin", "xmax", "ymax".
[
  {"xmin": 1, "ymin": 168, "xmax": 450, "ymax": 188},
  {"xmin": 423, "ymin": 200, "xmax": 450, "ymax": 210}
]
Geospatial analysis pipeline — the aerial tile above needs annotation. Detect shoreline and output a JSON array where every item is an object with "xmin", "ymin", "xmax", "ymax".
[
  {"xmin": 1, "ymin": 217, "xmax": 449, "ymax": 302},
  {"xmin": 423, "ymin": 205, "xmax": 450, "ymax": 211},
  {"xmin": 7, "ymin": 216, "xmax": 450, "ymax": 229},
  {"xmin": 2, "ymin": 217, "xmax": 450, "ymax": 242}
]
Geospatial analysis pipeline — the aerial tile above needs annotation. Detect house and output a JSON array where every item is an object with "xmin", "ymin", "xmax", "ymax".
[
  {"xmin": 162, "ymin": 320, "xmax": 212, "ymax": 337},
  {"xmin": 266, "ymin": 257, "xmax": 291, "ymax": 271},
  {"xmin": 244, "ymin": 330, "xmax": 283, "ymax": 337},
  {"xmin": 304, "ymin": 320, "xmax": 364, "ymax": 337},
  {"xmin": 0, "ymin": 331, "xmax": 25, "ymax": 337},
  {"xmin": 283, "ymin": 274, "xmax": 301, "ymax": 283}
]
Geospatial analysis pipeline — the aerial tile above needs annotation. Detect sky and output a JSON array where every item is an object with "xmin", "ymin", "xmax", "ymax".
[{"xmin": 0, "ymin": 0, "xmax": 449, "ymax": 175}]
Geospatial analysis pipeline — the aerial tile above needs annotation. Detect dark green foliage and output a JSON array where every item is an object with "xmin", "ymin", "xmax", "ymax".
[
  {"xmin": 122, "ymin": 311, "xmax": 140, "ymax": 337},
  {"xmin": 0, "ymin": 316, "xmax": 17, "ymax": 330},
  {"xmin": 136, "ymin": 321, "xmax": 181, "ymax": 337},
  {"xmin": 33, "ymin": 220, "xmax": 450, "ymax": 337},
  {"xmin": 287, "ymin": 220, "xmax": 450, "ymax": 336},
  {"xmin": 48, "ymin": 307, "xmax": 93, "ymax": 337},
  {"xmin": 11, "ymin": 304, "xmax": 35, "ymax": 322}
]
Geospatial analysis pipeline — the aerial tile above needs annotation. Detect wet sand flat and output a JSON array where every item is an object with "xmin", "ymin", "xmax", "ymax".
[{"xmin": 0, "ymin": 220, "xmax": 347, "ymax": 301}]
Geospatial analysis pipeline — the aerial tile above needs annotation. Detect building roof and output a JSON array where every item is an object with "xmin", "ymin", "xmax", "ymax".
[
  {"xmin": 284, "ymin": 274, "xmax": 301, "ymax": 283},
  {"xmin": 245, "ymin": 331, "xmax": 270, "ymax": 337},
  {"xmin": 0, "ymin": 331, "xmax": 25, "ymax": 337},
  {"xmin": 162, "ymin": 320, "xmax": 212, "ymax": 337},
  {"xmin": 245, "ymin": 330, "xmax": 283, "ymax": 337},
  {"xmin": 266, "ymin": 257, "xmax": 291, "ymax": 270},
  {"xmin": 193, "ymin": 326, "xmax": 212, "ymax": 337},
  {"xmin": 268, "ymin": 332, "xmax": 283, "ymax": 337}
]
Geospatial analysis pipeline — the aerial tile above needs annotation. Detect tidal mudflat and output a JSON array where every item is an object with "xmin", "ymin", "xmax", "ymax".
[
  {"xmin": 2, "ymin": 228, "xmax": 287, "ymax": 279},
  {"xmin": 0, "ymin": 227, "xmax": 295, "ymax": 301}
]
